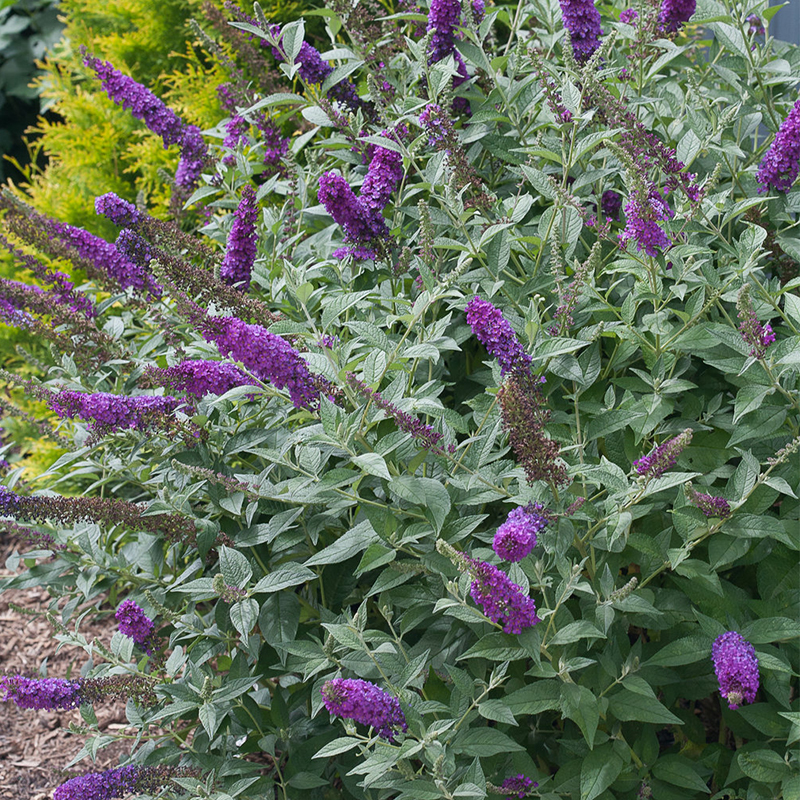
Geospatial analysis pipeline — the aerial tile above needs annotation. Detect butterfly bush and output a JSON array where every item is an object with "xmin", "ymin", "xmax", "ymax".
[{"xmin": 0, "ymin": 1, "xmax": 797, "ymax": 798}]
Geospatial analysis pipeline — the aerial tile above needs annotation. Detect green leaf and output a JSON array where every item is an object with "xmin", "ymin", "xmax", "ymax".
[
  {"xmin": 646, "ymin": 636, "xmax": 711, "ymax": 667},
  {"xmin": 732, "ymin": 385, "xmax": 773, "ymax": 424},
  {"xmin": 459, "ymin": 632, "xmax": 528, "ymax": 661},
  {"xmin": 737, "ymin": 750, "xmax": 790, "ymax": 783},
  {"xmin": 258, "ymin": 593, "xmax": 299, "ymax": 655},
  {"xmin": 505, "ymin": 680, "xmax": 561, "ymax": 716},
  {"xmin": 252, "ymin": 563, "xmax": 316, "ymax": 593},
  {"xmin": 219, "ymin": 547, "xmax": 253, "ymax": 588},
  {"xmin": 452, "ymin": 728, "xmax": 525, "ymax": 756},
  {"xmin": 711, "ymin": 21, "xmax": 748, "ymax": 57},
  {"xmin": 652, "ymin": 755, "xmax": 710, "ymax": 792},
  {"xmin": 580, "ymin": 743, "xmax": 624, "ymax": 800},
  {"xmin": 561, "ymin": 683, "xmax": 599, "ymax": 748},
  {"xmin": 608, "ymin": 689, "xmax": 683, "ymax": 724},
  {"xmin": 389, "ymin": 476, "xmax": 451, "ymax": 532},
  {"xmin": 478, "ymin": 699, "xmax": 518, "ymax": 726},
  {"xmin": 230, "ymin": 598, "xmax": 259, "ymax": 636},
  {"xmin": 351, "ymin": 453, "xmax": 392, "ymax": 481},
  {"xmin": 305, "ymin": 520, "xmax": 379, "ymax": 566},
  {"xmin": 314, "ymin": 737, "xmax": 362, "ymax": 758},
  {"xmin": 549, "ymin": 620, "xmax": 606, "ymax": 646},
  {"xmin": 741, "ymin": 617, "xmax": 800, "ymax": 644}
]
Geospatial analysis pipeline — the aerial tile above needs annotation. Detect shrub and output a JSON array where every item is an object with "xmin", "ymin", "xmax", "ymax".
[{"xmin": 0, "ymin": 1, "xmax": 798, "ymax": 799}]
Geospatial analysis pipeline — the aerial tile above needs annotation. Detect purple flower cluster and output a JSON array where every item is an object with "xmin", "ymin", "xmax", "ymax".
[
  {"xmin": 757, "ymin": 99, "xmax": 800, "ymax": 194},
  {"xmin": 95, "ymin": 193, "xmax": 140, "ymax": 228},
  {"xmin": 619, "ymin": 187, "xmax": 673, "ymax": 257},
  {"xmin": 501, "ymin": 774, "xmax": 538, "ymax": 799},
  {"xmin": 465, "ymin": 555, "xmax": 540, "ymax": 633},
  {"xmin": 747, "ymin": 14, "xmax": 765, "ymax": 36},
  {"xmin": 321, "ymin": 678, "xmax": 407, "ymax": 741},
  {"xmin": 601, "ymin": 190, "xmax": 622, "ymax": 220},
  {"xmin": 493, "ymin": 504, "xmax": 548, "ymax": 562},
  {"xmin": 687, "ymin": 488, "xmax": 731, "ymax": 519},
  {"xmin": 660, "ymin": 0, "xmax": 696, "ymax": 33},
  {"xmin": 619, "ymin": 8, "xmax": 638, "ymax": 24},
  {"xmin": 0, "ymin": 676, "xmax": 84, "ymax": 710},
  {"xmin": 360, "ymin": 147, "xmax": 404, "ymax": 214},
  {"xmin": 82, "ymin": 51, "xmax": 207, "ymax": 189},
  {"xmin": 45, "ymin": 390, "xmax": 183, "ymax": 437},
  {"xmin": 465, "ymin": 296, "xmax": 532, "ymax": 377},
  {"xmin": 633, "ymin": 429, "xmax": 692, "ymax": 478},
  {"xmin": 53, "ymin": 765, "xmax": 197, "ymax": 800},
  {"xmin": 737, "ymin": 285, "xmax": 776, "ymax": 358},
  {"xmin": 115, "ymin": 600, "xmax": 156, "ymax": 652},
  {"xmin": 221, "ymin": 186, "xmax": 259, "ymax": 290},
  {"xmin": 50, "ymin": 222, "xmax": 159, "ymax": 295},
  {"xmin": 202, "ymin": 316, "xmax": 319, "ymax": 408},
  {"xmin": 712, "ymin": 631, "xmax": 759, "ymax": 709},
  {"xmin": 115, "ymin": 229, "xmax": 154, "ymax": 270},
  {"xmin": 558, "ymin": 0, "xmax": 603, "ymax": 61},
  {"xmin": 142, "ymin": 360, "xmax": 252, "ymax": 399},
  {"xmin": 347, "ymin": 373, "xmax": 449, "ymax": 454},
  {"xmin": 426, "ymin": 0, "xmax": 471, "ymax": 110}
]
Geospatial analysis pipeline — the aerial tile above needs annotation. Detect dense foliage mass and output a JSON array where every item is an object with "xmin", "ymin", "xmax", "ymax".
[{"xmin": 0, "ymin": 0, "xmax": 798, "ymax": 799}]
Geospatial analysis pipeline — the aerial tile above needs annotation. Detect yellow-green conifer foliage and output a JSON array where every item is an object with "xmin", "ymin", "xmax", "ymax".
[{"xmin": 17, "ymin": 0, "xmax": 226, "ymax": 235}]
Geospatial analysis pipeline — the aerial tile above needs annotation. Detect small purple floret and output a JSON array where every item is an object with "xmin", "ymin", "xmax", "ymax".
[
  {"xmin": 493, "ymin": 504, "xmax": 548, "ymax": 562},
  {"xmin": 501, "ymin": 774, "xmax": 538, "ymax": 799}
]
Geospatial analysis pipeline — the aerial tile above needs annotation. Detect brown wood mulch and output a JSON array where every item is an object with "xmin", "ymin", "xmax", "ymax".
[{"xmin": 0, "ymin": 540, "xmax": 130, "ymax": 800}]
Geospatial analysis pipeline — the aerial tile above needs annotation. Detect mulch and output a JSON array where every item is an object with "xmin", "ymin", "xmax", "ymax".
[{"xmin": 0, "ymin": 538, "xmax": 130, "ymax": 800}]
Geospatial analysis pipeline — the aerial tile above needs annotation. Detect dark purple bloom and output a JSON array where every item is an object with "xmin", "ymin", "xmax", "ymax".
[
  {"xmin": 747, "ymin": 14, "xmax": 765, "ymax": 36},
  {"xmin": 619, "ymin": 8, "xmax": 638, "ymax": 23},
  {"xmin": 493, "ymin": 504, "xmax": 548, "ymax": 562},
  {"xmin": 83, "ymin": 50, "xmax": 208, "ymax": 190},
  {"xmin": 224, "ymin": 114, "xmax": 249, "ymax": 150},
  {"xmin": 686, "ymin": 485, "xmax": 731, "ymax": 518},
  {"xmin": 712, "ymin": 631, "xmax": 759, "ymax": 709},
  {"xmin": 45, "ymin": 391, "xmax": 183, "ymax": 437},
  {"xmin": 633, "ymin": 429, "xmax": 692, "ymax": 478},
  {"xmin": 321, "ymin": 678, "xmax": 407, "ymax": 740},
  {"xmin": 318, "ymin": 172, "xmax": 389, "ymax": 257},
  {"xmin": 757, "ymin": 99, "xmax": 800, "ymax": 194},
  {"xmin": 465, "ymin": 555, "xmax": 540, "ymax": 633},
  {"xmin": 601, "ymin": 190, "xmax": 622, "ymax": 220},
  {"xmin": 465, "ymin": 296, "xmax": 532, "ymax": 377},
  {"xmin": 360, "ymin": 147, "xmax": 404, "ymax": 214},
  {"xmin": 95, "ymin": 193, "xmax": 140, "ymax": 228},
  {"xmin": 0, "ymin": 676, "xmax": 84, "ymax": 710},
  {"xmin": 115, "ymin": 229, "xmax": 154, "ymax": 270},
  {"xmin": 221, "ymin": 186, "xmax": 258, "ymax": 290},
  {"xmin": 202, "ymin": 316, "xmax": 319, "ymax": 408},
  {"xmin": 257, "ymin": 116, "xmax": 289, "ymax": 170},
  {"xmin": 347, "ymin": 373, "xmax": 449, "ymax": 454},
  {"xmin": 115, "ymin": 600, "xmax": 156, "ymax": 651},
  {"xmin": 619, "ymin": 186, "xmax": 673, "ymax": 257},
  {"xmin": 737, "ymin": 285, "xmax": 776, "ymax": 358},
  {"xmin": 54, "ymin": 765, "xmax": 198, "ymax": 800},
  {"xmin": 49, "ymin": 222, "xmax": 159, "ymax": 295},
  {"xmin": 501, "ymin": 774, "xmax": 538, "ymax": 799},
  {"xmin": 558, "ymin": 0, "xmax": 603, "ymax": 61},
  {"xmin": 427, "ymin": 0, "xmax": 462, "ymax": 63},
  {"xmin": 142, "ymin": 360, "xmax": 252, "ymax": 399},
  {"xmin": 660, "ymin": 0, "xmax": 696, "ymax": 32}
]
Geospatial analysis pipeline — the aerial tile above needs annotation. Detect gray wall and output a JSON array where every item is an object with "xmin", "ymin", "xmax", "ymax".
[{"xmin": 770, "ymin": 0, "xmax": 799, "ymax": 45}]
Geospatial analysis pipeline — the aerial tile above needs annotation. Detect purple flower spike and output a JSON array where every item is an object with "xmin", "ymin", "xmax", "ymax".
[
  {"xmin": 757, "ymin": 99, "xmax": 800, "ymax": 194},
  {"xmin": 53, "ymin": 765, "xmax": 198, "ymax": 800},
  {"xmin": 633, "ymin": 429, "xmax": 692, "ymax": 479},
  {"xmin": 601, "ymin": 190, "xmax": 622, "ymax": 220},
  {"xmin": 465, "ymin": 556, "xmax": 540, "ymax": 633},
  {"xmin": 558, "ymin": 0, "xmax": 603, "ymax": 61},
  {"xmin": 221, "ymin": 186, "xmax": 259, "ymax": 291},
  {"xmin": 360, "ymin": 147, "xmax": 404, "ymax": 214},
  {"xmin": 501, "ymin": 774, "xmax": 538, "ymax": 799},
  {"xmin": 686, "ymin": 484, "xmax": 731, "ymax": 518},
  {"xmin": 321, "ymin": 678, "xmax": 407, "ymax": 741},
  {"xmin": 660, "ymin": 0, "xmax": 697, "ymax": 33},
  {"xmin": 143, "ymin": 360, "xmax": 252, "ymax": 399},
  {"xmin": 493, "ymin": 504, "xmax": 549, "ymax": 562},
  {"xmin": 115, "ymin": 599, "xmax": 155, "ymax": 651},
  {"xmin": 737, "ymin": 285, "xmax": 776, "ymax": 359},
  {"xmin": 0, "ymin": 676, "xmax": 84, "ymax": 710},
  {"xmin": 202, "ymin": 316, "xmax": 319, "ymax": 408},
  {"xmin": 619, "ymin": 186, "xmax": 673, "ymax": 257},
  {"xmin": 428, "ymin": 0, "xmax": 463, "ymax": 63},
  {"xmin": 712, "ymin": 631, "xmax": 759, "ymax": 709},
  {"xmin": 465, "ymin": 296, "xmax": 532, "ymax": 377}
]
